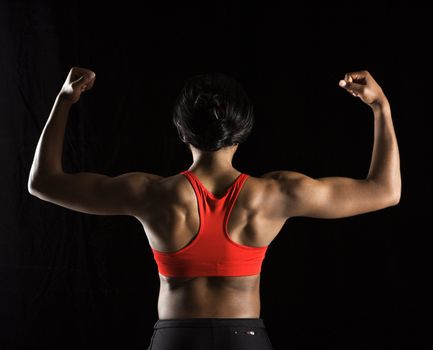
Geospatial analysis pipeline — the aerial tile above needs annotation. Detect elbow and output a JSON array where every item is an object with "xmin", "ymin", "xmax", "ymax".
[
  {"xmin": 389, "ymin": 191, "xmax": 401, "ymax": 206},
  {"xmin": 387, "ymin": 186, "xmax": 401, "ymax": 206},
  {"xmin": 28, "ymin": 175, "xmax": 45, "ymax": 197},
  {"xmin": 27, "ymin": 170, "xmax": 49, "ymax": 197},
  {"xmin": 28, "ymin": 171, "xmax": 39, "ymax": 196},
  {"xmin": 369, "ymin": 177, "xmax": 401, "ymax": 207},
  {"xmin": 390, "ymin": 176, "xmax": 402, "ymax": 206},
  {"xmin": 28, "ymin": 177, "xmax": 35, "ymax": 194},
  {"xmin": 28, "ymin": 181, "xmax": 40, "ymax": 196}
]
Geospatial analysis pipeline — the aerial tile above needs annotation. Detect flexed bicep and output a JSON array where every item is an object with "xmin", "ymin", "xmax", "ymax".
[
  {"xmin": 262, "ymin": 171, "xmax": 399, "ymax": 219},
  {"xmin": 262, "ymin": 70, "xmax": 400, "ymax": 219},
  {"xmin": 288, "ymin": 174, "xmax": 399, "ymax": 218}
]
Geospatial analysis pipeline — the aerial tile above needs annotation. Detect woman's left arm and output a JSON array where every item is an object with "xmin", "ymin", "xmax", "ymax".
[{"xmin": 28, "ymin": 67, "xmax": 162, "ymax": 217}]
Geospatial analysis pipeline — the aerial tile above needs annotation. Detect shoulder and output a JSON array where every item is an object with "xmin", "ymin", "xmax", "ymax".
[
  {"xmin": 258, "ymin": 170, "xmax": 316, "ymax": 197},
  {"xmin": 256, "ymin": 170, "xmax": 325, "ymax": 219},
  {"xmin": 224, "ymin": 172, "xmax": 299, "ymax": 218},
  {"xmin": 260, "ymin": 170, "xmax": 308, "ymax": 182},
  {"xmin": 144, "ymin": 172, "xmax": 195, "ymax": 203}
]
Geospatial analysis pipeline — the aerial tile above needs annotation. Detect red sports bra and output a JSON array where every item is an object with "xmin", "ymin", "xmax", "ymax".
[{"xmin": 151, "ymin": 170, "xmax": 269, "ymax": 277}]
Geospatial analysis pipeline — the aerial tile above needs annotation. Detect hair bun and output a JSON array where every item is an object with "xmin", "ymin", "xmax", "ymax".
[
  {"xmin": 173, "ymin": 72, "xmax": 254, "ymax": 152},
  {"xmin": 194, "ymin": 93, "xmax": 224, "ymax": 120}
]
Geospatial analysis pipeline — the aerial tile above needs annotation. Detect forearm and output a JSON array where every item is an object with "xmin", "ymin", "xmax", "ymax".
[
  {"xmin": 28, "ymin": 94, "xmax": 72, "ymax": 187},
  {"xmin": 366, "ymin": 98, "xmax": 401, "ymax": 200}
]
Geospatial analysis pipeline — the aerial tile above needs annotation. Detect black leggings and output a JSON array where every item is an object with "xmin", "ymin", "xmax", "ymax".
[{"xmin": 147, "ymin": 318, "xmax": 274, "ymax": 350}]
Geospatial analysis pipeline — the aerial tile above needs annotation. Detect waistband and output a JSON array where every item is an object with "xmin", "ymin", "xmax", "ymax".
[{"xmin": 154, "ymin": 318, "xmax": 266, "ymax": 329}]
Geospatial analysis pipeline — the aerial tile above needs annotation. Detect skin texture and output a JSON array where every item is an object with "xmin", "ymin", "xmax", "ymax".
[{"xmin": 28, "ymin": 68, "xmax": 401, "ymax": 319}]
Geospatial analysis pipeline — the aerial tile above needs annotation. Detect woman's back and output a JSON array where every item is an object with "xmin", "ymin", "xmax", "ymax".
[
  {"xmin": 135, "ymin": 169, "xmax": 287, "ymax": 319},
  {"xmin": 27, "ymin": 67, "xmax": 400, "ymax": 349}
]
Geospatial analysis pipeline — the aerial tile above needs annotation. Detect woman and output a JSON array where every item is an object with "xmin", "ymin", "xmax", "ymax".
[{"xmin": 28, "ymin": 67, "xmax": 401, "ymax": 349}]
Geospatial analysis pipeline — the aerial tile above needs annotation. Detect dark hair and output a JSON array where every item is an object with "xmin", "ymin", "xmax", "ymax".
[{"xmin": 173, "ymin": 72, "xmax": 254, "ymax": 152}]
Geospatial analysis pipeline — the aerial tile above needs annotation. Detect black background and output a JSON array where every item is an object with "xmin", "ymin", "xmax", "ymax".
[{"xmin": 1, "ymin": 1, "xmax": 432, "ymax": 349}]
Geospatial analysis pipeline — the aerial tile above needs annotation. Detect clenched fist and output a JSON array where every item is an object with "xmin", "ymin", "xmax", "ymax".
[
  {"xmin": 339, "ymin": 70, "xmax": 387, "ymax": 107},
  {"xmin": 59, "ymin": 67, "xmax": 96, "ymax": 104}
]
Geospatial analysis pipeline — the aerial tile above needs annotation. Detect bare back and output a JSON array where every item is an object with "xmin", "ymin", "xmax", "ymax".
[
  {"xmin": 135, "ymin": 170, "xmax": 287, "ymax": 319},
  {"xmin": 28, "ymin": 69, "xmax": 399, "ymax": 320}
]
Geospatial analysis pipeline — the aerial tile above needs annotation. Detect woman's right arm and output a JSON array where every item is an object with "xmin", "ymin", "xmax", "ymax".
[{"xmin": 262, "ymin": 70, "xmax": 401, "ymax": 219}]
